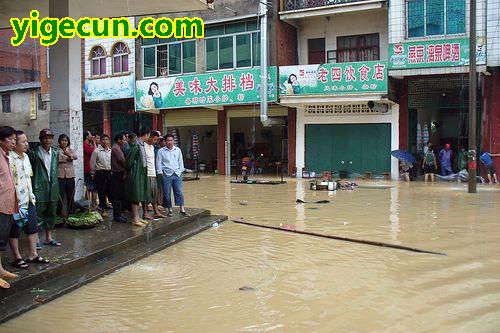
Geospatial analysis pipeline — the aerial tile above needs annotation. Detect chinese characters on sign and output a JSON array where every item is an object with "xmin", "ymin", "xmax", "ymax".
[
  {"xmin": 135, "ymin": 67, "xmax": 277, "ymax": 111},
  {"xmin": 279, "ymin": 61, "xmax": 388, "ymax": 96},
  {"xmin": 389, "ymin": 37, "xmax": 486, "ymax": 69}
]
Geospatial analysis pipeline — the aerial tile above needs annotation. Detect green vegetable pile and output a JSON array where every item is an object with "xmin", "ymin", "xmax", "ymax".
[{"xmin": 66, "ymin": 211, "xmax": 103, "ymax": 229}]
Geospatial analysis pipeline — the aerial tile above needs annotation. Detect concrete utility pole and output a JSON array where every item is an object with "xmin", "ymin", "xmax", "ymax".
[
  {"xmin": 468, "ymin": 0, "xmax": 477, "ymax": 193},
  {"xmin": 260, "ymin": 0, "xmax": 269, "ymax": 125}
]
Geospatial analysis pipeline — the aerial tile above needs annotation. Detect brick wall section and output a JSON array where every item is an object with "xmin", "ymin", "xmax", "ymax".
[
  {"xmin": 482, "ymin": 70, "xmax": 500, "ymax": 175},
  {"xmin": 0, "ymin": 28, "xmax": 49, "ymax": 93},
  {"xmin": 398, "ymin": 79, "xmax": 408, "ymax": 150},
  {"xmin": 276, "ymin": 21, "xmax": 298, "ymax": 66}
]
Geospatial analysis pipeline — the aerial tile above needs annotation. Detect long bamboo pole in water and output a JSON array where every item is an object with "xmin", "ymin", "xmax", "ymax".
[{"xmin": 232, "ymin": 219, "xmax": 447, "ymax": 256}]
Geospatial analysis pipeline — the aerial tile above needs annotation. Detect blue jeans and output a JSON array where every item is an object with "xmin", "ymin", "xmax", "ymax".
[{"xmin": 161, "ymin": 174, "xmax": 184, "ymax": 209}]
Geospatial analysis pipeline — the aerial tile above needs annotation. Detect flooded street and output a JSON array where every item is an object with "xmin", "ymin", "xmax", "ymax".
[{"xmin": 2, "ymin": 176, "xmax": 500, "ymax": 332}]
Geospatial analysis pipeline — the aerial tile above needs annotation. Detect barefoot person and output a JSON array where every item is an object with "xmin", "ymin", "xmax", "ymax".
[
  {"xmin": 125, "ymin": 129, "xmax": 149, "ymax": 227},
  {"xmin": 29, "ymin": 129, "xmax": 61, "ymax": 247},
  {"xmin": 9, "ymin": 131, "xmax": 49, "ymax": 270},
  {"xmin": 143, "ymin": 130, "xmax": 165, "ymax": 220},
  {"xmin": 156, "ymin": 133, "xmax": 188, "ymax": 217},
  {"xmin": 480, "ymin": 151, "xmax": 500, "ymax": 184},
  {"xmin": 0, "ymin": 126, "xmax": 20, "ymax": 288},
  {"xmin": 423, "ymin": 143, "xmax": 437, "ymax": 182}
]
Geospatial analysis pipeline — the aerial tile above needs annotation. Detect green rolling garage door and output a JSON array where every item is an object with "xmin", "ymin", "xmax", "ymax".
[{"xmin": 305, "ymin": 124, "xmax": 391, "ymax": 175}]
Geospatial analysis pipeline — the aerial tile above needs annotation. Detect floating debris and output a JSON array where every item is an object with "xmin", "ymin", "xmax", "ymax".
[
  {"xmin": 279, "ymin": 223, "xmax": 296, "ymax": 231},
  {"xmin": 239, "ymin": 286, "xmax": 256, "ymax": 291},
  {"xmin": 296, "ymin": 199, "xmax": 305, "ymax": 204},
  {"xmin": 239, "ymin": 200, "xmax": 248, "ymax": 206},
  {"xmin": 314, "ymin": 200, "xmax": 330, "ymax": 204}
]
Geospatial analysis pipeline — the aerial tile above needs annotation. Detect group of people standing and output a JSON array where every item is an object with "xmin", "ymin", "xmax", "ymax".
[
  {"xmin": 83, "ymin": 128, "xmax": 187, "ymax": 227},
  {"xmin": 0, "ymin": 126, "xmax": 187, "ymax": 289},
  {"xmin": 404, "ymin": 142, "xmax": 499, "ymax": 183}
]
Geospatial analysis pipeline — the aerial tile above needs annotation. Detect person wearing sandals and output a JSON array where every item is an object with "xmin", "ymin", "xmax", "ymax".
[
  {"xmin": 29, "ymin": 129, "xmax": 61, "ymax": 247},
  {"xmin": 57, "ymin": 134, "xmax": 77, "ymax": 221},
  {"xmin": 0, "ymin": 126, "xmax": 20, "ymax": 288},
  {"xmin": 9, "ymin": 131, "xmax": 50, "ymax": 269},
  {"xmin": 156, "ymin": 133, "xmax": 189, "ymax": 217}
]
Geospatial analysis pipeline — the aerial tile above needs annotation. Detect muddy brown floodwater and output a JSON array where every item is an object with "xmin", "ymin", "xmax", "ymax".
[{"xmin": 2, "ymin": 176, "xmax": 500, "ymax": 332}]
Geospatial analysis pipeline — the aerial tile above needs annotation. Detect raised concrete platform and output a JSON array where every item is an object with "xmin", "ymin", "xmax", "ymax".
[{"xmin": 0, "ymin": 208, "xmax": 226, "ymax": 323}]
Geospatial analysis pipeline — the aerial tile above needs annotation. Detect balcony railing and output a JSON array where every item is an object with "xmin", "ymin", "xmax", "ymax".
[{"xmin": 284, "ymin": 0, "xmax": 370, "ymax": 11}]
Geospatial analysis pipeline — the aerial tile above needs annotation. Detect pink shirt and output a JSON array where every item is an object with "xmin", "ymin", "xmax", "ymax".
[{"xmin": 0, "ymin": 147, "xmax": 17, "ymax": 214}]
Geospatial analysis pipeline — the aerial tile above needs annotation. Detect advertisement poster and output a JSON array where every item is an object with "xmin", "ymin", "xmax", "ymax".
[
  {"xmin": 84, "ymin": 74, "xmax": 135, "ymax": 102},
  {"xmin": 389, "ymin": 37, "xmax": 487, "ymax": 69},
  {"xmin": 279, "ymin": 61, "xmax": 388, "ymax": 96},
  {"xmin": 135, "ymin": 67, "xmax": 277, "ymax": 111}
]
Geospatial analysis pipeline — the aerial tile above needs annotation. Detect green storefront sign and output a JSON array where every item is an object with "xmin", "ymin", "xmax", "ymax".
[
  {"xmin": 389, "ymin": 37, "xmax": 486, "ymax": 69},
  {"xmin": 135, "ymin": 67, "xmax": 277, "ymax": 111},
  {"xmin": 279, "ymin": 61, "xmax": 388, "ymax": 96}
]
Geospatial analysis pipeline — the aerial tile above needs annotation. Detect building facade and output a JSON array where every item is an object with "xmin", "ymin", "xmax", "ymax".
[
  {"xmin": 135, "ymin": 0, "xmax": 297, "ymax": 175},
  {"xmin": 0, "ymin": 29, "xmax": 50, "ymax": 141},
  {"xmin": 390, "ymin": 0, "xmax": 500, "ymax": 178},
  {"xmin": 279, "ymin": 0, "xmax": 399, "ymax": 179},
  {"xmin": 82, "ymin": 17, "xmax": 153, "ymax": 138}
]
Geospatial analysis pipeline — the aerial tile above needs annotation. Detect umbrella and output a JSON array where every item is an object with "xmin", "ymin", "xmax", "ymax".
[
  {"xmin": 192, "ymin": 133, "xmax": 200, "ymax": 160},
  {"xmin": 391, "ymin": 150, "xmax": 417, "ymax": 165},
  {"xmin": 416, "ymin": 123, "xmax": 422, "ymax": 152},
  {"xmin": 423, "ymin": 123, "xmax": 429, "ymax": 145}
]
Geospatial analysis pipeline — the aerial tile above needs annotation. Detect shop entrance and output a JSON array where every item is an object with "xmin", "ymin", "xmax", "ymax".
[
  {"xmin": 407, "ymin": 75, "xmax": 480, "ymax": 174},
  {"xmin": 408, "ymin": 76, "xmax": 471, "ymax": 153},
  {"xmin": 164, "ymin": 109, "xmax": 218, "ymax": 173},
  {"xmin": 305, "ymin": 123, "xmax": 391, "ymax": 175},
  {"xmin": 229, "ymin": 116, "xmax": 287, "ymax": 174}
]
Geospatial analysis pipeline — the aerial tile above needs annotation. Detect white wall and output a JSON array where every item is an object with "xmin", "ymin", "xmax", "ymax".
[
  {"xmin": 487, "ymin": 0, "xmax": 500, "ymax": 66},
  {"xmin": 84, "ymin": 17, "xmax": 136, "ymax": 80},
  {"xmin": 295, "ymin": 104, "xmax": 400, "ymax": 180},
  {"xmin": 297, "ymin": 8, "xmax": 388, "ymax": 65}
]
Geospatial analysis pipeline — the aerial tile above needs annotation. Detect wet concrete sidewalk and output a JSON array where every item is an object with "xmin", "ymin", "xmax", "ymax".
[{"xmin": 0, "ymin": 208, "xmax": 227, "ymax": 323}]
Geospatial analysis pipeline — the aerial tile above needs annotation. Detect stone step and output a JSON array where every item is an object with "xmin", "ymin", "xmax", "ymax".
[{"xmin": 0, "ymin": 210, "xmax": 226, "ymax": 323}]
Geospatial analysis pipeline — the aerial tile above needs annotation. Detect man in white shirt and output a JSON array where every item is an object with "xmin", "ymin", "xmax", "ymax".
[
  {"xmin": 156, "ymin": 133, "xmax": 188, "ymax": 217},
  {"xmin": 9, "ymin": 131, "xmax": 50, "ymax": 269},
  {"xmin": 90, "ymin": 134, "xmax": 112, "ymax": 217},
  {"xmin": 143, "ymin": 131, "xmax": 165, "ymax": 219}
]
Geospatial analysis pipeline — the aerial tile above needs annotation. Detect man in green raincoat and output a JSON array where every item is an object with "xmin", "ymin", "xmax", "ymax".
[
  {"xmin": 125, "ymin": 128, "xmax": 149, "ymax": 227},
  {"xmin": 29, "ymin": 129, "xmax": 61, "ymax": 247}
]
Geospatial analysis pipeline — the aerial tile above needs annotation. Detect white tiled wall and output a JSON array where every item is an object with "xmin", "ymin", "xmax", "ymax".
[
  {"xmin": 389, "ymin": 0, "xmax": 487, "ymax": 44},
  {"xmin": 487, "ymin": 0, "xmax": 500, "ymax": 66},
  {"xmin": 297, "ymin": 9, "xmax": 388, "ymax": 65},
  {"xmin": 84, "ymin": 17, "xmax": 136, "ymax": 80},
  {"xmin": 388, "ymin": 0, "xmax": 492, "ymax": 75}
]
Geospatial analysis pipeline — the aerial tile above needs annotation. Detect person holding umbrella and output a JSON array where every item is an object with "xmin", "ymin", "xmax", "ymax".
[{"xmin": 391, "ymin": 150, "xmax": 416, "ymax": 182}]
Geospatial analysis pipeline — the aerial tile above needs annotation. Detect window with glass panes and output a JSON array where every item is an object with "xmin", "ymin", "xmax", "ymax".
[
  {"xmin": 90, "ymin": 46, "xmax": 107, "ymax": 76},
  {"xmin": 336, "ymin": 34, "xmax": 379, "ymax": 63},
  {"xmin": 205, "ymin": 20, "xmax": 260, "ymax": 71},
  {"xmin": 407, "ymin": 0, "xmax": 465, "ymax": 38},
  {"xmin": 112, "ymin": 42, "xmax": 130, "ymax": 74},
  {"xmin": 142, "ymin": 37, "xmax": 196, "ymax": 78}
]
